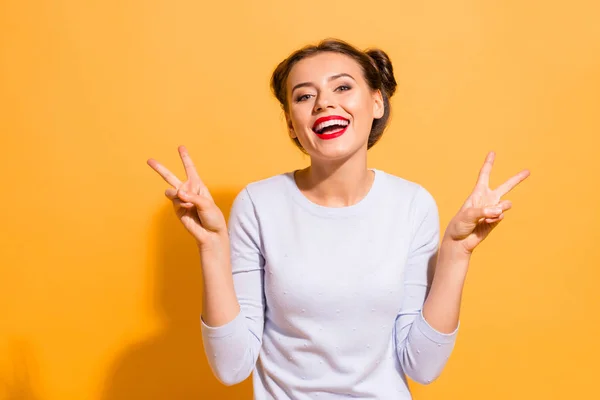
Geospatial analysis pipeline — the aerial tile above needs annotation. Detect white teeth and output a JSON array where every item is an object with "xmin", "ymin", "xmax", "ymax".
[{"xmin": 314, "ymin": 119, "xmax": 349, "ymax": 133}]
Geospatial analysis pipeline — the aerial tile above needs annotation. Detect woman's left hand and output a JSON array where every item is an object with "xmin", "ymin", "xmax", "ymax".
[{"xmin": 444, "ymin": 151, "xmax": 530, "ymax": 255}]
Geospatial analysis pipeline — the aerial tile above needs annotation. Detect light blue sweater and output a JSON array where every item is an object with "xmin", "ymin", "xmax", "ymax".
[{"xmin": 201, "ymin": 169, "xmax": 459, "ymax": 399}]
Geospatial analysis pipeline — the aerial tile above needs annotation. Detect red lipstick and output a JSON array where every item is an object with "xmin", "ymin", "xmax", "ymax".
[{"xmin": 312, "ymin": 115, "xmax": 349, "ymax": 140}]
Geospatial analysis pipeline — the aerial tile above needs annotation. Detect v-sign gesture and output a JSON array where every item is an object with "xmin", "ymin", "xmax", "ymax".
[
  {"xmin": 147, "ymin": 146, "xmax": 227, "ymax": 250},
  {"xmin": 444, "ymin": 152, "xmax": 530, "ymax": 254}
]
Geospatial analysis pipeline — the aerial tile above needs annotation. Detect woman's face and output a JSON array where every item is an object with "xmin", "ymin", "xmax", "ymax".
[{"xmin": 285, "ymin": 52, "xmax": 384, "ymax": 162}]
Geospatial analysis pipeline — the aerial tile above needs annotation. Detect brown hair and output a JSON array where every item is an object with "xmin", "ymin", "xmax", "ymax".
[{"xmin": 270, "ymin": 38, "xmax": 397, "ymax": 153}]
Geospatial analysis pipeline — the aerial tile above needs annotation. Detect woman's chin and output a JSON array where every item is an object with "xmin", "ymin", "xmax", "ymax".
[{"xmin": 308, "ymin": 143, "xmax": 366, "ymax": 162}]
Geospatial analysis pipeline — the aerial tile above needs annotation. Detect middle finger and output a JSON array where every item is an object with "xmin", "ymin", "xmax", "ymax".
[{"xmin": 178, "ymin": 146, "xmax": 202, "ymax": 183}]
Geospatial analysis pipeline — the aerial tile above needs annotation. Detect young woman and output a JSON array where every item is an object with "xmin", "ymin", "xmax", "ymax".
[{"xmin": 147, "ymin": 39, "xmax": 529, "ymax": 399}]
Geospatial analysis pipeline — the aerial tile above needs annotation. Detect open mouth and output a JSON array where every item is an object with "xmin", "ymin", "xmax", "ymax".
[{"xmin": 312, "ymin": 116, "xmax": 350, "ymax": 139}]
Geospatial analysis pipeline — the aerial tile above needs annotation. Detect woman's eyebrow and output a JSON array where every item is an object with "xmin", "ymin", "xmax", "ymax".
[
  {"xmin": 329, "ymin": 73, "xmax": 356, "ymax": 82},
  {"xmin": 291, "ymin": 73, "xmax": 356, "ymax": 94}
]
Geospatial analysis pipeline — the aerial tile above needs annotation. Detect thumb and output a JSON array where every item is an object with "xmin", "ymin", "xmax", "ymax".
[{"xmin": 178, "ymin": 189, "xmax": 211, "ymax": 211}]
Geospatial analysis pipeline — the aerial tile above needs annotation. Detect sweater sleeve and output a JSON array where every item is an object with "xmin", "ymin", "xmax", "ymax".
[
  {"xmin": 200, "ymin": 187, "xmax": 266, "ymax": 386},
  {"xmin": 394, "ymin": 186, "xmax": 458, "ymax": 385}
]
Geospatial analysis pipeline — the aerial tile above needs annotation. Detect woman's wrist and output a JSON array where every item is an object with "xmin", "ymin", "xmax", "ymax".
[{"xmin": 432, "ymin": 238, "xmax": 471, "ymax": 286}]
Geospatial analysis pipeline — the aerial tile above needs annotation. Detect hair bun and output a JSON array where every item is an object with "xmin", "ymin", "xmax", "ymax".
[{"xmin": 365, "ymin": 48, "xmax": 397, "ymax": 98}]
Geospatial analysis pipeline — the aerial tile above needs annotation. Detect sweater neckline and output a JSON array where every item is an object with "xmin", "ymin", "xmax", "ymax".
[{"xmin": 284, "ymin": 168, "xmax": 382, "ymax": 218}]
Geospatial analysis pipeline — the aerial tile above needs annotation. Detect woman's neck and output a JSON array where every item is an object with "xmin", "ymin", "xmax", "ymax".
[{"xmin": 294, "ymin": 157, "xmax": 374, "ymax": 208}]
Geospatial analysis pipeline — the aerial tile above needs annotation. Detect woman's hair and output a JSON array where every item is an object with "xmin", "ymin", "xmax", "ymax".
[{"xmin": 270, "ymin": 38, "xmax": 398, "ymax": 152}]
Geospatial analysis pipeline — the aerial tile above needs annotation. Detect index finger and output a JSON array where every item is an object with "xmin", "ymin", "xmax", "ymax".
[
  {"xmin": 147, "ymin": 158, "xmax": 182, "ymax": 188},
  {"xmin": 495, "ymin": 169, "xmax": 530, "ymax": 197}
]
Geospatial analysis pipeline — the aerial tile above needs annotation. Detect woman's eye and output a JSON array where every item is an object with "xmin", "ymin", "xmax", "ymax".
[
  {"xmin": 336, "ymin": 85, "xmax": 351, "ymax": 92},
  {"xmin": 296, "ymin": 94, "xmax": 312, "ymax": 102}
]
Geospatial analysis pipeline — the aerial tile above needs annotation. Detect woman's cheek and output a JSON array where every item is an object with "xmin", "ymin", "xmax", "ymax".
[
  {"xmin": 346, "ymin": 94, "xmax": 371, "ymax": 126},
  {"xmin": 290, "ymin": 109, "xmax": 309, "ymax": 133},
  {"xmin": 343, "ymin": 93, "xmax": 362, "ymax": 112}
]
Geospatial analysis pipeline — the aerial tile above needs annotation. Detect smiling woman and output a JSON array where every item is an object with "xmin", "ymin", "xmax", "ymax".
[
  {"xmin": 147, "ymin": 38, "xmax": 529, "ymax": 399},
  {"xmin": 271, "ymin": 40, "xmax": 397, "ymax": 155}
]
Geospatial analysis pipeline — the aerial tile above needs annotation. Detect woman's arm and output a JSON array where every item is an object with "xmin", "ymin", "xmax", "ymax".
[
  {"xmin": 421, "ymin": 240, "xmax": 469, "ymax": 334},
  {"xmin": 148, "ymin": 147, "xmax": 265, "ymax": 386},
  {"xmin": 200, "ymin": 188, "xmax": 266, "ymax": 386},
  {"xmin": 423, "ymin": 151, "xmax": 529, "ymax": 333},
  {"xmin": 198, "ymin": 232, "xmax": 241, "ymax": 328},
  {"xmin": 394, "ymin": 186, "xmax": 458, "ymax": 385}
]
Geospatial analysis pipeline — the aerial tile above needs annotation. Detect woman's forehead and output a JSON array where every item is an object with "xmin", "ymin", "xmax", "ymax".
[{"xmin": 287, "ymin": 52, "xmax": 362, "ymax": 86}]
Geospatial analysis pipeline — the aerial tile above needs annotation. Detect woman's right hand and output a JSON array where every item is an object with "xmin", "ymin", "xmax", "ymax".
[{"xmin": 147, "ymin": 145, "xmax": 228, "ymax": 250}]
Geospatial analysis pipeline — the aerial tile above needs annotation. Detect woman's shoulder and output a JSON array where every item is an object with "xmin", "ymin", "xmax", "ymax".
[
  {"xmin": 374, "ymin": 169, "xmax": 431, "ymax": 196},
  {"xmin": 242, "ymin": 171, "xmax": 293, "ymax": 195},
  {"xmin": 231, "ymin": 171, "xmax": 294, "ymax": 208},
  {"xmin": 374, "ymin": 169, "xmax": 438, "ymax": 212}
]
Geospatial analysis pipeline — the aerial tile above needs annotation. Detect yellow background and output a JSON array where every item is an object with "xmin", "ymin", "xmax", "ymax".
[{"xmin": 1, "ymin": 0, "xmax": 599, "ymax": 399}]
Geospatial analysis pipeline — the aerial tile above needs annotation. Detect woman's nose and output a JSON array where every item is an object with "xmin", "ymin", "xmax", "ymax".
[{"xmin": 313, "ymin": 93, "xmax": 335, "ymax": 113}]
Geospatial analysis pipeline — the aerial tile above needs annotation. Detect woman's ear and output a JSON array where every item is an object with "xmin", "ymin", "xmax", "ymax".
[
  {"xmin": 285, "ymin": 114, "xmax": 297, "ymax": 138},
  {"xmin": 373, "ymin": 90, "xmax": 384, "ymax": 119}
]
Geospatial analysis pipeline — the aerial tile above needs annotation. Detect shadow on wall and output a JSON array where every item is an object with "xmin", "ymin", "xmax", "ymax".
[
  {"xmin": 0, "ymin": 339, "xmax": 42, "ymax": 400},
  {"xmin": 101, "ymin": 191, "xmax": 253, "ymax": 399}
]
